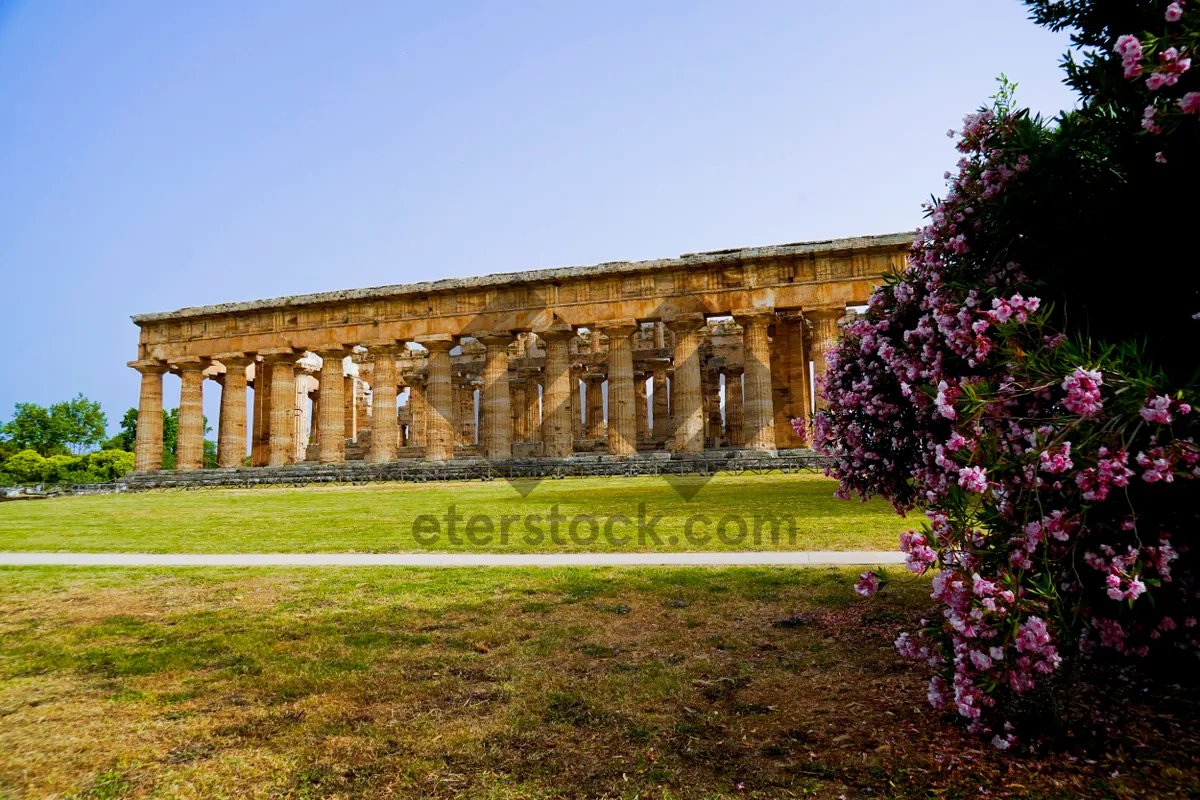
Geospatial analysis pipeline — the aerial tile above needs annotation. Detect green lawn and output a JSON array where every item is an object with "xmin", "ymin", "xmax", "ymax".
[
  {"xmin": 2, "ymin": 566, "xmax": 1192, "ymax": 799},
  {"xmin": 0, "ymin": 473, "xmax": 912, "ymax": 553}
]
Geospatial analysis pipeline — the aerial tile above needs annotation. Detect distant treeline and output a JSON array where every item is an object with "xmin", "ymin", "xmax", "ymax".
[{"xmin": 0, "ymin": 395, "xmax": 214, "ymax": 484}]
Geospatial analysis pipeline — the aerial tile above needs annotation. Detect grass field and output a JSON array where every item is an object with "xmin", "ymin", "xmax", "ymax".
[
  {"xmin": 1, "ymin": 566, "xmax": 1195, "ymax": 799},
  {"xmin": 0, "ymin": 474, "xmax": 911, "ymax": 554}
]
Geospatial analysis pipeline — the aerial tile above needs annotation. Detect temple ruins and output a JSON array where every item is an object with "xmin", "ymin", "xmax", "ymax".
[{"xmin": 126, "ymin": 232, "xmax": 909, "ymax": 473}]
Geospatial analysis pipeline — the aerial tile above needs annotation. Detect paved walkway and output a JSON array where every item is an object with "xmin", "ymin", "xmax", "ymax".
[{"xmin": 0, "ymin": 551, "xmax": 905, "ymax": 567}]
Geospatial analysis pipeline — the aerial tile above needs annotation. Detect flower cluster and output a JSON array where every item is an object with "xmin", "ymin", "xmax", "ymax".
[
  {"xmin": 1115, "ymin": 3, "xmax": 1200, "ymax": 159},
  {"xmin": 814, "ymin": 81, "xmax": 1199, "ymax": 745}
]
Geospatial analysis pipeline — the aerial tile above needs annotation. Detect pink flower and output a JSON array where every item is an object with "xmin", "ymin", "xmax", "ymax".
[
  {"xmin": 958, "ymin": 466, "xmax": 988, "ymax": 493},
  {"xmin": 1179, "ymin": 92, "xmax": 1200, "ymax": 114},
  {"xmin": 1115, "ymin": 34, "xmax": 1144, "ymax": 78},
  {"xmin": 1156, "ymin": 151, "xmax": 1168, "ymax": 163},
  {"xmin": 1166, "ymin": 2, "xmax": 1184, "ymax": 22},
  {"xmin": 1140, "ymin": 395, "xmax": 1173, "ymax": 424},
  {"xmin": 1147, "ymin": 72, "xmax": 1172, "ymax": 90},
  {"xmin": 1061, "ymin": 367, "xmax": 1104, "ymax": 415},
  {"xmin": 855, "ymin": 570, "xmax": 880, "ymax": 597}
]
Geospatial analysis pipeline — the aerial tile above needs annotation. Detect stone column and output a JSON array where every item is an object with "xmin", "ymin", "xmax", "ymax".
[
  {"xmin": 666, "ymin": 314, "xmax": 706, "ymax": 452},
  {"xmin": 316, "ymin": 350, "xmax": 348, "ymax": 463},
  {"xmin": 635, "ymin": 372, "xmax": 649, "ymax": 441},
  {"xmin": 479, "ymin": 332, "xmax": 514, "ymax": 459},
  {"xmin": 259, "ymin": 352, "xmax": 300, "ymax": 466},
  {"xmin": 130, "ymin": 361, "xmax": 167, "ymax": 472},
  {"xmin": 570, "ymin": 369, "xmax": 583, "ymax": 442},
  {"xmin": 599, "ymin": 320, "xmax": 638, "ymax": 456},
  {"xmin": 723, "ymin": 366, "xmax": 745, "ymax": 446},
  {"xmin": 420, "ymin": 336, "xmax": 456, "ymax": 461},
  {"xmin": 521, "ymin": 371, "xmax": 541, "ymax": 443},
  {"xmin": 175, "ymin": 360, "xmax": 207, "ymax": 470},
  {"xmin": 771, "ymin": 315, "xmax": 810, "ymax": 447},
  {"xmin": 651, "ymin": 364, "xmax": 670, "ymax": 438},
  {"xmin": 251, "ymin": 361, "xmax": 272, "ymax": 467},
  {"xmin": 704, "ymin": 363, "xmax": 723, "ymax": 448},
  {"xmin": 539, "ymin": 328, "xmax": 576, "ymax": 458},
  {"xmin": 294, "ymin": 372, "xmax": 313, "ymax": 461},
  {"xmin": 309, "ymin": 388, "xmax": 320, "ymax": 451},
  {"xmin": 653, "ymin": 321, "xmax": 666, "ymax": 349},
  {"xmin": 365, "ymin": 344, "xmax": 401, "ymax": 462},
  {"xmin": 735, "ymin": 310, "xmax": 777, "ymax": 451},
  {"xmin": 584, "ymin": 372, "xmax": 606, "ymax": 439},
  {"xmin": 343, "ymin": 376, "xmax": 356, "ymax": 441},
  {"xmin": 807, "ymin": 309, "xmax": 842, "ymax": 410},
  {"xmin": 511, "ymin": 377, "xmax": 528, "ymax": 442},
  {"xmin": 215, "ymin": 354, "xmax": 252, "ymax": 468},
  {"xmin": 408, "ymin": 377, "xmax": 426, "ymax": 447}
]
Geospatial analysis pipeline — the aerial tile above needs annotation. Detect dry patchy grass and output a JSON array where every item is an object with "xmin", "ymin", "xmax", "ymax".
[{"xmin": 0, "ymin": 567, "xmax": 1196, "ymax": 799}]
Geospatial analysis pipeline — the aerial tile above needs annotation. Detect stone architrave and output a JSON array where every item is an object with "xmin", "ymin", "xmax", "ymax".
[
  {"xmin": 665, "ymin": 314, "xmax": 706, "ymax": 452},
  {"xmin": 129, "ymin": 360, "xmax": 168, "ymax": 472}
]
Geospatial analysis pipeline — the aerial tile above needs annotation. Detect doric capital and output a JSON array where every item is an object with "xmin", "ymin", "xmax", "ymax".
[
  {"xmin": 362, "ymin": 339, "xmax": 406, "ymax": 359},
  {"xmin": 213, "ymin": 352, "xmax": 254, "ymax": 370},
  {"xmin": 167, "ymin": 356, "xmax": 210, "ymax": 375},
  {"xmin": 128, "ymin": 359, "xmax": 168, "ymax": 376},
  {"xmin": 475, "ymin": 329, "xmax": 517, "ymax": 348},
  {"xmin": 663, "ymin": 313, "xmax": 707, "ymax": 333},
  {"xmin": 534, "ymin": 319, "xmax": 576, "ymax": 344},
  {"xmin": 732, "ymin": 308, "xmax": 775, "ymax": 328},
  {"xmin": 415, "ymin": 333, "xmax": 456, "ymax": 353},
  {"xmin": 258, "ymin": 347, "xmax": 304, "ymax": 365},
  {"xmin": 596, "ymin": 318, "xmax": 639, "ymax": 338}
]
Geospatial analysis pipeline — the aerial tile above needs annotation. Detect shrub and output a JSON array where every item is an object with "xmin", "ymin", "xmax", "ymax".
[
  {"xmin": 815, "ymin": 2, "xmax": 1199, "ymax": 748},
  {"xmin": 3, "ymin": 449, "xmax": 48, "ymax": 483}
]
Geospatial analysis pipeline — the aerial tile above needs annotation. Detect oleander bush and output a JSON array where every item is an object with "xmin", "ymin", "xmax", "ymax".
[{"xmin": 814, "ymin": 0, "xmax": 1199, "ymax": 747}]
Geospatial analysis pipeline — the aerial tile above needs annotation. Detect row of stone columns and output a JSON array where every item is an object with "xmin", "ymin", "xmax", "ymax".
[{"xmin": 130, "ymin": 307, "xmax": 844, "ymax": 471}]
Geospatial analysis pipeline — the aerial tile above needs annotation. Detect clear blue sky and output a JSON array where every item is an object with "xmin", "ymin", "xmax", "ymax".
[{"xmin": 0, "ymin": 1, "xmax": 1076, "ymax": 436}]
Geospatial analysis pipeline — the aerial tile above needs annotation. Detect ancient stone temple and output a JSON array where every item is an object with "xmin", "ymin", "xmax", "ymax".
[{"xmin": 127, "ymin": 232, "xmax": 908, "ymax": 472}]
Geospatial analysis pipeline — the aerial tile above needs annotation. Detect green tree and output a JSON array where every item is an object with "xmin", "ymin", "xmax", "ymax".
[
  {"xmin": 48, "ymin": 394, "xmax": 107, "ymax": 454},
  {"xmin": 1, "ymin": 403, "xmax": 66, "ymax": 456},
  {"xmin": 103, "ymin": 408, "xmax": 138, "ymax": 452}
]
